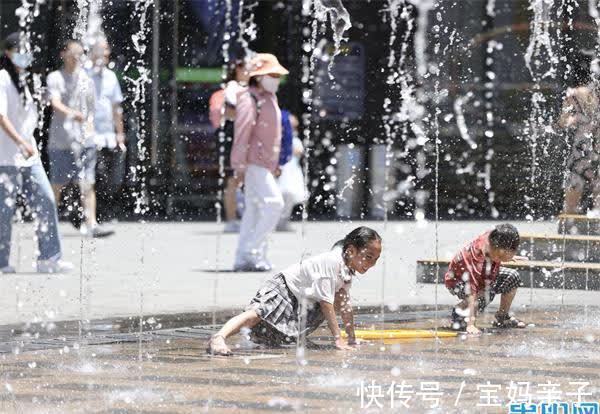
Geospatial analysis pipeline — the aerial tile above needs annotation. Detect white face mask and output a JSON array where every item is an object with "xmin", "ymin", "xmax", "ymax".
[
  {"xmin": 11, "ymin": 52, "xmax": 33, "ymax": 69},
  {"xmin": 259, "ymin": 75, "xmax": 280, "ymax": 94}
]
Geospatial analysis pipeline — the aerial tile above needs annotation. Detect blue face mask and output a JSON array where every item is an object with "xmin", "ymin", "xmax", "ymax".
[{"xmin": 11, "ymin": 52, "xmax": 33, "ymax": 69}]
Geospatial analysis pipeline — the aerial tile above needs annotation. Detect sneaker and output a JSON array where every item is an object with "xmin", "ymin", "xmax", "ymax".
[
  {"xmin": 492, "ymin": 312, "xmax": 527, "ymax": 329},
  {"xmin": 0, "ymin": 265, "xmax": 16, "ymax": 274},
  {"xmin": 255, "ymin": 259, "xmax": 273, "ymax": 272},
  {"xmin": 233, "ymin": 260, "xmax": 271, "ymax": 272},
  {"xmin": 223, "ymin": 221, "xmax": 240, "ymax": 233},
  {"xmin": 81, "ymin": 224, "xmax": 115, "ymax": 238},
  {"xmin": 37, "ymin": 259, "xmax": 74, "ymax": 274}
]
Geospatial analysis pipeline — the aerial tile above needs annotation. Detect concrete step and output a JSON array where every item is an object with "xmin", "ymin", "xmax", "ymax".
[
  {"xmin": 558, "ymin": 213, "xmax": 600, "ymax": 236},
  {"xmin": 416, "ymin": 259, "xmax": 600, "ymax": 290},
  {"xmin": 520, "ymin": 233, "xmax": 600, "ymax": 262}
]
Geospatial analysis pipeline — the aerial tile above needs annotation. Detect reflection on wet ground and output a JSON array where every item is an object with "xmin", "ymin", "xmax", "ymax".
[{"xmin": 1, "ymin": 306, "xmax": 599, "ymax": 413}]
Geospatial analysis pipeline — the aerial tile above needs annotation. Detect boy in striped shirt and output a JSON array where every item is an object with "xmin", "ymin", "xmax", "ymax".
[{"xmin": 445, "ymin": 224, "xmax": 527, "ymax": 335}]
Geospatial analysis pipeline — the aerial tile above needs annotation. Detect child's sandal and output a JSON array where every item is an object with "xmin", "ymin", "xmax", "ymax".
[
  {"xmin": 206, "ymin": 334, "xmax": 233, "ymax": 356},
  {"xmin": 493, "ymin": 313, "xmax": 526, "ymax": 329}
]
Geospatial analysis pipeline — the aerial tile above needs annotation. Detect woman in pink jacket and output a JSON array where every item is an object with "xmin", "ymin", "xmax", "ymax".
[{"xmin": 230, "ymin": 53, "xmax": 288, "ymax": 272}]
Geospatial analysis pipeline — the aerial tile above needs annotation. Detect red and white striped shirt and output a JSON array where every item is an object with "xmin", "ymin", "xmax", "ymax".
[{"xmin": 444, "ymin": 231, "xmax": 500, "ymax": 295}]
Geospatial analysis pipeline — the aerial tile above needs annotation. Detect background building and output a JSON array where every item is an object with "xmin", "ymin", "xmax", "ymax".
[{"xmin": 0, "ymin": 0, "xmax": 595, "ymax": 220}]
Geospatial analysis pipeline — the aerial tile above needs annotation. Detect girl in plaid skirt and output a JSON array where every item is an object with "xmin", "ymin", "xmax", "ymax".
[{"xmin": 207, "ymin": 226, "xmax": 382, "ymax": 356}]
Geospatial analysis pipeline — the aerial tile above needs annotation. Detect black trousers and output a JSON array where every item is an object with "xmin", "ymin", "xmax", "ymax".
[{"xmin": 95, "ymin": 147, "xmax": 126, "ymax": 221}]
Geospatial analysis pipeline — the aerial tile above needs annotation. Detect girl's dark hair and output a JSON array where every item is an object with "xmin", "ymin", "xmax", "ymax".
[
  {"xmin": 0, "ymin": 55, "xmax": 23, "ymax": 97},
  {"xmin": 224, "ymin": 63, "xmax": 237, "ymax": 83},
  {"xmin": 1, "ymin": 33, "xmax": 25, "ymax": 102},
  {"xmin": 224, "ymin": 58, "xmax": 246, "ymax": 83},
  {"xmin": 489, "ymin": 223, "xmax": 520, "ymax": 251},
  {"xmin": 332, "ymin": 226, "xmax": 382, "ymax": 253}
]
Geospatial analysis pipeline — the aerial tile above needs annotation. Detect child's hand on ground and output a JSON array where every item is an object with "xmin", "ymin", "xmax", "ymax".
[
  {"xmin": 334, "ymin": 338, "xmax": 355, "ymax": 351},
  {"xmin": 466, "ymin": 325, "xmax": 481, "ymax": 335},
  {"xmin": 512, "ymin": 255, "xmax": 529, "ymax": 261}
]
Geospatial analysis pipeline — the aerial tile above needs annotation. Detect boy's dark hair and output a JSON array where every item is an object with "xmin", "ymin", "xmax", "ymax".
[
  {"xmin": 332, "ymin": 226, "xmax": 382, "ymax": 253},
  {"xmin": 489, "ymin": 223, "xmax": 520, "ymax": 251},
  {"xmin": 62, "ymin": 39, "xmax": 82, "ymax": 51}
]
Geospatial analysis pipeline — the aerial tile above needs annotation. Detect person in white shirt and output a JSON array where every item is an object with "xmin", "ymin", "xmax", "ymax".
[
  {"xmin": 47, "ymin": 39, "xmax": 113, "ymax": 238},
  {"xmin": 0, "ymin": 32, "xmax": 73, "ymax": 273},
  {"xmin": 207, "ymin": 226, "xmax": 382, "ymax": 355},
  {"xmin": 277, "ymin": 113, "xmax": 307, "ymax": 231},
  {"xmin": 88, "ymin": 39, "xmax": 125, "ymax": 222}
]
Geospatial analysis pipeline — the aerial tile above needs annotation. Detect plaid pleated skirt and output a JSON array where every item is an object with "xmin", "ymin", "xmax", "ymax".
[{"xmin": 246, "ymin": 273, "xmax": 325, "ymax": 345}]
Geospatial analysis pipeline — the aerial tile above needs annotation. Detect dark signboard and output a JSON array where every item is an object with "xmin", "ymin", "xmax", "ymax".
[{"xmin": 313, "ymin": 41, "xmax": 365, "ymax": 121}]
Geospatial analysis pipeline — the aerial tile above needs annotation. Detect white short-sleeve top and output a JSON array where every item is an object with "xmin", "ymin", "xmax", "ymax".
[
  {"xmin": 282, "ymin": 247, "xmax": 353, "ymax": 305},
  {"xmin": 88, "ymin": 67, "xmax": 123, "ymax": 149},
  {"xmin": 0, "ymin": 69, "xmax": 39, "ymax": 167},
  {"xmin": 47, "ymin": 69, "xmax": 95, "ymax": 150}
]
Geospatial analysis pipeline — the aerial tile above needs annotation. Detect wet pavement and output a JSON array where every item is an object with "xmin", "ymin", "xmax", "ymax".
[{"xmin": 1, "ymin": 306, "xmax": 599, "ymax": 413}]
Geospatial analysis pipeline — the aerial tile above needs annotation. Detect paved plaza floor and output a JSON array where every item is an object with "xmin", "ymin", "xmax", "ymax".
[{"xmin": 1, "ymin": 306, "xmax": 599, "ymax": 413}]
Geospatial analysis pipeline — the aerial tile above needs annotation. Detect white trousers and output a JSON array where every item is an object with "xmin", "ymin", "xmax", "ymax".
[
  {"xmin": 235, "ymin": 164, "xmax": 284, "ymax": 266},
  {"xmin": 277, "ymin": 158, "xmax": 307, "ymax": 226}
]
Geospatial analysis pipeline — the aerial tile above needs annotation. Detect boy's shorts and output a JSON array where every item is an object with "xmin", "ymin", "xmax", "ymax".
[
  {"xmin": 48, "ymin": 146, "xmax": 97, "ymax": 186},
  {"xmin": 447, "ymin": 267, "xmax": 522, "ymax": 312}
]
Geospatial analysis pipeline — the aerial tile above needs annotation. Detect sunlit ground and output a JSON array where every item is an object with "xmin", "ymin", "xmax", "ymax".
[
  {"xmin": 4, "ymin": 219, "xmax": 599, "ymax": 326},
  {"xmin": 0, "ymin": 307, "xmax": 598, "ymax": 413}
]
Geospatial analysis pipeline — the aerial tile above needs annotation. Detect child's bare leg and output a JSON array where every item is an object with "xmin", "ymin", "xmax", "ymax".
[
  {"xmin": 494, "ymin": 288, "xmax": 526, "ymax": 328},
  {"xmin": 564, "ymin": 187, "xmax": 583, "ymax": 214},
  {"xmin": 224, "ymin": 177, "xmax": 239, "ymax": 222},
  {"xmin": 497, "ymin": 287, "xmax": 517, "ymax": 316},
  {"xmin": 209, "ymin": 310, "xmax": 261, "ymax": 354}
]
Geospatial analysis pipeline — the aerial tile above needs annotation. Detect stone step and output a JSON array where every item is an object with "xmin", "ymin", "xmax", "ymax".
[
  {"xmin": 416, "ymin": 259, "xmax": 600, "ymax": 290},
  {"xmin": 520, "ymin": 233, "xmax": 600, "ymax": 262},
  {"xmin": 559, "ymin": 213, "xmax": 600, "ymax": 220},
  {"xmin": 558, "ymin": 213, "xmax": 600, "ymax": 236}
]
